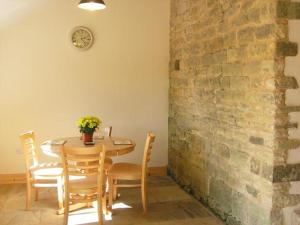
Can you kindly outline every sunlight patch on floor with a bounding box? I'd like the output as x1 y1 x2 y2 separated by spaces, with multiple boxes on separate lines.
66 202 132 224
68 208 98 225
112 202 132 209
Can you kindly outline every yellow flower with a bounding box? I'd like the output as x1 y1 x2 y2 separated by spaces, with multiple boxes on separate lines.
77 115 102 133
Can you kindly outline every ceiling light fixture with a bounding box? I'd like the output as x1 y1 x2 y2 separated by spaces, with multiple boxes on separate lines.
78 0 106 11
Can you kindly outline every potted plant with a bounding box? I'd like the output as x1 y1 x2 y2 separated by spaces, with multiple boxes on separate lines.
77 116 101 142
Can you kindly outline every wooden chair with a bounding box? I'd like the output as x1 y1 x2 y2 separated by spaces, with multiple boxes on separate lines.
108 132 155 214
95 126 112 139
102 126 113 168
101 126 113 181
83 126 113 172
19 131 63 211
103 126 112 138
61 145 107 225
95 126 113 171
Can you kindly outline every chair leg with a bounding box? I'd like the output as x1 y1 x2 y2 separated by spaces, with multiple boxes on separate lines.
141 181 148 214
108 177 114 214
26 182 32 210
87 195 93 207
105 175 109 193
64 188 69 225
97 195 103 225
35 188 39 201
113 180 117 200
102 195 107 215
57 176 64 211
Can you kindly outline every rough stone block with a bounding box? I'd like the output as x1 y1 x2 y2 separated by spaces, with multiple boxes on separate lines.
229 76 249 89
216 143 231 159
220 76 230 89
213 50 228 64
250 158 260 175
222 64 243 76
247 201 270 225
171 78 189 88
233 13 248 26
255 24 275 39
206 0 218 8
223 32 237 48
247 7 260 23
275 122 298 129
209 178 232 217
273 164 300 182
277 1 289 18
246 185 259 198
288 2 300 19
276 76 299 89
249 136 264 145
201 53 214 65
276 42 298 57
226 216 242 225
231 191 247 224
278 139 300 150
188 133 204 154
243 62 261 76
175 59 180 71
279 106 300 113
238 27 255 44
277 2 300 19
231 150 249 170
262 163 273 182
248 43 272 59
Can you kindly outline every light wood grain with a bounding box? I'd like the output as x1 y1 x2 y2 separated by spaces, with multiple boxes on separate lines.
61 145 106 225
19 131 63 211
103 126 112 137
108 132 155 214
41 136 135 158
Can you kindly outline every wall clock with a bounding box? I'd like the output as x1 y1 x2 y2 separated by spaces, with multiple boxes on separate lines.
71 26 94 50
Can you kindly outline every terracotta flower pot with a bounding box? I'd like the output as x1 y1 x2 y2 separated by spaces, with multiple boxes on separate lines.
83 132 93 142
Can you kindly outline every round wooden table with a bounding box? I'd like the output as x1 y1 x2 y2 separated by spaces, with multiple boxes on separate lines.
41 136 136 158
41 136 135 215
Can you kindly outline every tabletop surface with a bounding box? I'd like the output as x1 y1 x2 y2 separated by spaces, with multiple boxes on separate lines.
41 136 136 157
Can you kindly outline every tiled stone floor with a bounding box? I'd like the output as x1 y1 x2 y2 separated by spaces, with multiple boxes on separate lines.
0 176 224 225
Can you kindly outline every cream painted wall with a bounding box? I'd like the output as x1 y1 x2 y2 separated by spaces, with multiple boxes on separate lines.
0 0 170 173
286 18 300 165
286 0 300 188
284 1 300 224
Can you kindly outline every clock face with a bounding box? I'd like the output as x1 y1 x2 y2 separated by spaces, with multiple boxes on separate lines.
71 27 93 50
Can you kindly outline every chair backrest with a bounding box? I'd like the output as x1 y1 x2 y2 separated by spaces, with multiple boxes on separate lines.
142 132 155 180
20 131 39 173
103 126 112 137
61 145 106 193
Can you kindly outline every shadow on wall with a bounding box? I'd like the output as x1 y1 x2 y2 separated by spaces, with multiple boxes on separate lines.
0 0 48 29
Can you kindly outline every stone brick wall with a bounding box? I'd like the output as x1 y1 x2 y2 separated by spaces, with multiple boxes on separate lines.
169 1 300 225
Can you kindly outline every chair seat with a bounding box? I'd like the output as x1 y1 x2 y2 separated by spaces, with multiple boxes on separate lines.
31 162 62 178
104 157 113 171
109 163 142 180
69 176 106 195
83 157 112 171
105 157 113 165
70 176 97 190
